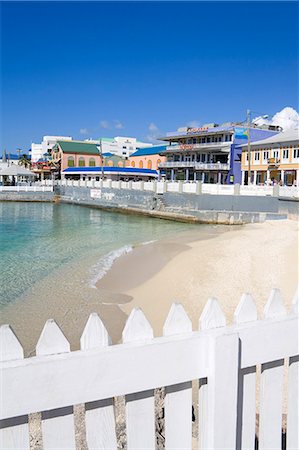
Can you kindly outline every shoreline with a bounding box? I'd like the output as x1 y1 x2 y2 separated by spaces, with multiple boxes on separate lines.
1 218 297 356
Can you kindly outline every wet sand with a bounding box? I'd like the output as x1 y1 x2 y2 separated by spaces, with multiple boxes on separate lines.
1 220 297 357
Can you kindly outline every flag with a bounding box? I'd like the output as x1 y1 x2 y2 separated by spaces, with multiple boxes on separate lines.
234 127 248 139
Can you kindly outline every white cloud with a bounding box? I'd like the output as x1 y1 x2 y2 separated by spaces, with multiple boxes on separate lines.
186 120 200 128
100 120 110 129
146 122 161 142
114 120 124 129
253 107 299 131
79 128 89 135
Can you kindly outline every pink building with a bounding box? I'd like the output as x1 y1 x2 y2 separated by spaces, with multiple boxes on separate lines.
128 145 167 171
52 141 103 173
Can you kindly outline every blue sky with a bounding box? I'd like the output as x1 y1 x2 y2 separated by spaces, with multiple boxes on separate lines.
1 1 298 152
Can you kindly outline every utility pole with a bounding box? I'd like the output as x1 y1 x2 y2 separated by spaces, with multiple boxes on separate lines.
247 109 251 185
100 139 104 180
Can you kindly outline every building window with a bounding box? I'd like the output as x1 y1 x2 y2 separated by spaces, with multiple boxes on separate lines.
139 161 143 168
283 149 289 160
273 149 279 159
263 151 269 161
67 156 75 167
118 161 124 167
254 152 260 161
157 159 161 166
89 158 96 167
108 160 114 167
192 138 196 144
147 160 152 169
79 157 85 167
293 148 299 159
131 161 135 167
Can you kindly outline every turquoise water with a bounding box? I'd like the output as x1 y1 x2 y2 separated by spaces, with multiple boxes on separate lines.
0 202 198 307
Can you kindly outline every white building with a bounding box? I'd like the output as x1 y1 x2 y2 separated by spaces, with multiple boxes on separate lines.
85 136 152 158
31 136 72 162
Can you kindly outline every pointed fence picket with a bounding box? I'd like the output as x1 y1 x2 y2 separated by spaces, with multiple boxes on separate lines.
234 293 258 450
163 303 193 450
0 288 298 450
36 320 76 450
0 325 29 450
287 290 299 450
80 313 117 450
259 290 287 450
123 309 155 450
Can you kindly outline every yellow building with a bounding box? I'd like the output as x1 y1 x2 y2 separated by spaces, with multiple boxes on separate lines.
241 129 299 186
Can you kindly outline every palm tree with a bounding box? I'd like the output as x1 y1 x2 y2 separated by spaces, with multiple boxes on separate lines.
18 154 31 169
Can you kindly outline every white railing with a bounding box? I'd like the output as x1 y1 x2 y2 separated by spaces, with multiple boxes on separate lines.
26 180 298 198
166 142 230 151
202 183 235 195
0 289 298 449
158 161 230 170
0 186 53 192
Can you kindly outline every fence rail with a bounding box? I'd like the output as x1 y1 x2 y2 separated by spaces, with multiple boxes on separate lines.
0 289 298 449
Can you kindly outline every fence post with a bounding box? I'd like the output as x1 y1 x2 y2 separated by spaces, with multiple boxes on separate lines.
273 184 279 197
234 183 240 195
196 181 202 195
128 180 133 190
199 299 239 450
178 181 183 194
139 181 144 191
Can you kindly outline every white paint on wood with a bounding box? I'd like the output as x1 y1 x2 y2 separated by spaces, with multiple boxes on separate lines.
163 303 192 336
199 298 226 330
0 325 29 449
122 308 153 343
124 308 155 449
85 399 117 450
287 356 299 450
234 295 257 450
163 303 192 449
234 293 257 324
0 324 24 362
1 317 297 421
259 359 284 450
81 314 117 449
263 288 286 319
36 319 70 356
41 409 76 450
203 333 239 450
80 313 111 350
0 420 30 450
165 382 192 450
36 321 75 449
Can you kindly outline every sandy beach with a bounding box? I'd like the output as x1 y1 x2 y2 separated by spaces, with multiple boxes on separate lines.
1 219 298 356
102 219 298 336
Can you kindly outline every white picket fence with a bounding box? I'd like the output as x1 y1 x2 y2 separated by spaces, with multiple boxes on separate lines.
56 179 299 199
0 289 298 450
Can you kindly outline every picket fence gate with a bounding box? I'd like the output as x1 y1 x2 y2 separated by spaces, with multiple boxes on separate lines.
0 289 298 450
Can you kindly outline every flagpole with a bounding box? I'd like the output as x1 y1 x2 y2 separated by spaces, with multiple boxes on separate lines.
247 109 251 185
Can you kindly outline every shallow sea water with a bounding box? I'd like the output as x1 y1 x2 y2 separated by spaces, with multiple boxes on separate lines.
0 202 202 307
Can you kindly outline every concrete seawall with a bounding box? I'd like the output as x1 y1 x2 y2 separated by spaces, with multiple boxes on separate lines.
1 186 297 224
57 186 291 224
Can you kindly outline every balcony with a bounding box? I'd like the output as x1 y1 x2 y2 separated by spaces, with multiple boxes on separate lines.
165 142 230 152
267 157 280 166
158 161 230 171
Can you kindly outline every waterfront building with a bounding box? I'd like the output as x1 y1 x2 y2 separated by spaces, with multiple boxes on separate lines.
128 145 167 171
102 153 127 167
51 140 103 174
85 136 153 158
240 129 299 185
158 124 278 183
31 136 73 162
